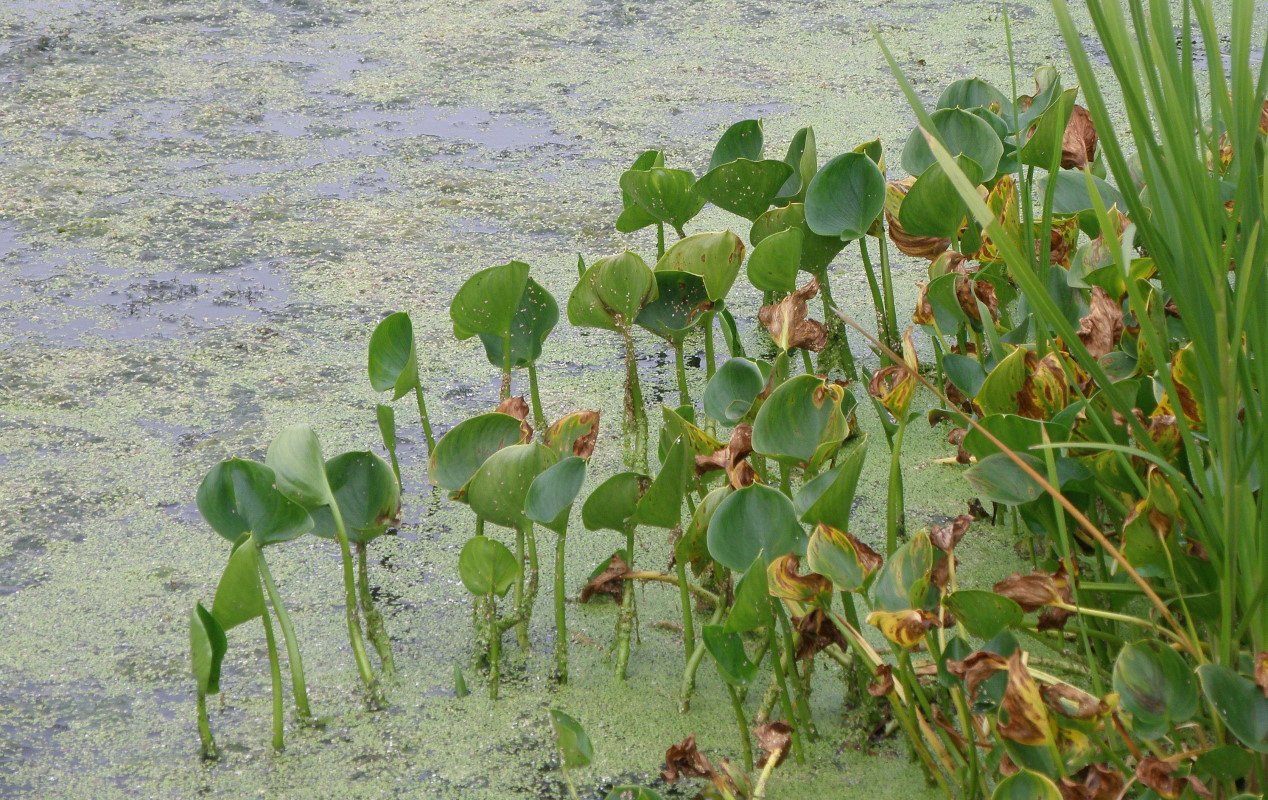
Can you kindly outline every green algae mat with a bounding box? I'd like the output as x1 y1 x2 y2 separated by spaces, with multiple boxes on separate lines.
0 0 1105 796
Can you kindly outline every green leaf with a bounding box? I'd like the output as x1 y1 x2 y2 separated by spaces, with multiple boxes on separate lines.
478 277 558 368
902 107 1004 178
703 357 769 425
660 404 722 461
795 436 867 531
724 556 770 634
525 456 587 534
702 624 760 686
1197 665 1268 753
567 251 659 332
190 602 227 695
872 531 934 612
937 78 1008 112
805 523 875 593
804 152 886 241
636 437 691 529
368 312 420 400
549 709 594 769
450 261 530 340
750 203 847 276
745 227 803 294
1018 88 1077 169
1038 171 1124 214
197 458 313 546
541 411 601 460
942 353 987 400
961 414 1071 461
376 404 397 452
899 156 984 238
777 126 817 202
710 119 764 170
310 451 400 544
211 535 266 631
616 149 665 233
707 483 806 571
604 788 664 800
751 374 853 469
466 443 558 529
696 159 795 221
265 424 333 509
654 230 745 301
582 472 647 532
678 485 731 567
965 452 1089 506
945 591 1024 640
635 272 712 344
458 535 519 597
1194 745 1256 782
1113 640 1199 740
429 412 526 492
619 168 705 232
990 769 1062 800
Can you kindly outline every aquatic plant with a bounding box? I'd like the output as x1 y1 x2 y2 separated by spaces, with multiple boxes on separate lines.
369 311 436 452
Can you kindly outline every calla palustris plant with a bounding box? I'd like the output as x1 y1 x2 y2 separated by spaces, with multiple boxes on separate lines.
635 271 714 405
694 119 795 222
196 458 315 725
265 424 384 707
654 229 745 378
457 534 519 699
865 329 919 555
369 311 436 452
308 450 402 676
525 454 588 682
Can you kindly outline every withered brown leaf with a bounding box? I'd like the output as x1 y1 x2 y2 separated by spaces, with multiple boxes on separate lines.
1061 105 1098 169
1076 286 1124 360
930 515 973 553
662 734 716 783
1135 757 1212 800
868 663 895 697
997 650 1052 746
792 607 848 661
753 721 792 768
579 552 630 604
946 650 1009 701
1058 763 1125 800
758 278 827 352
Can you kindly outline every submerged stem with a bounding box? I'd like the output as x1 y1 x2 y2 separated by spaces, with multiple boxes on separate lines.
257 553 312 722
554 530 568 683
196 691 217 761
357 542 396 676
886 416 909 556
329 502 383 708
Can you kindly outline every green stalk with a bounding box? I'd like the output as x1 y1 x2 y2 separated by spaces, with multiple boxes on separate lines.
674 342 690 407
261 609 284 750
800 348 814 374
329 501 382 708
413 384 436 452
876 232 899 351
561 768 581 800
816 276 856 378
656 222 666 260
527 361 547 431
675 558 695 664
704 312 717 379
196 691 217 760
621 328 648 472
554 530 568 682
726 683 754 772
858 237 892 359
257 553 313 722
767 607 805 763
524 524 539 642
501 332 513 401
514 526 529 650
356 542 396 676
487 594 500 700
774 600 813 738
615 522 637 679
679 601 726 712
886 415 909 556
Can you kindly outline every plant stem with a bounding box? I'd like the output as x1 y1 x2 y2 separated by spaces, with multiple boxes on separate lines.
257 553 312 722
816 276 855 378
767 603 805 763
876 231 899 352
356 542 395 676
501 332 513 401
675 559 695 664
528 361 547 431
561 768 581 800
726 682 754 771
674 342 690 407
554 530 568 683
886 415 909 556
858 237 892 360
413 384 436 452
487 594 500 700
261 609 284 750
196 691 217 760
774 600 813 738
753 747 782 798
514 526 529 650
704 312 717 379
615 523 637 679
620 328 648 471
679 601 726 712
800 348 814 374
657 222 666 260
329 502 383 708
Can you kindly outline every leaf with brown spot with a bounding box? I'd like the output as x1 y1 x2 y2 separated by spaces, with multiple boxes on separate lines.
931 515 973 553
661 734 716 783
946 650 1009 701
998 650 1053 746
1135 757 1212 800
495 396 529 420
695 423 755 489
867 330 920 419
885 178 951 259
1075 287 1124 360
753 721 792 768
758 278 827 352
974 175 1023 264
1255 651 1268 699
1058 763 1125 800
542 410 601 458
993 571 1065 612
1041 683 1109 720
1060 105 1098 169
766 554 832 602
866 608 940 649
579 552 629 604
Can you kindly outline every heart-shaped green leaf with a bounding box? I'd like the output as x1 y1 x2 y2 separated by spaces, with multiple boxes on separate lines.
197 458 313 547
310 451 400 544
750 203 847 276
265 424 333 509
902 107 1004 178
745 227 803 294
619 168 705 233
368 312 420 401
458 535 520 597
582 472 648 532
805 523 878 593
567 251 659 332
478 277 558 368
776 126 818 202
1018 87 1077 168
804 152 886 241
752 374 854 469
616 149 666 232
635 272 713 344
211 535 266 631
724 556 771 634
707 483 806 571
429 412 526 492
525 456 587 534
190 602 227 696
451 261 530 340
703 357 770 425
465 443 558 529
1038 170 1125 214
710 119 764 169
990 769 1061 800
872 531 934 612
702 624 760 686
794 436 867 531
549 709 594 769
636 437 692 529
945 591 1024 640
1113 640 1199 739
937 78 1008 113
696 158 794 221
899 156 984 238
1197 664 1267 753
654 230 744 301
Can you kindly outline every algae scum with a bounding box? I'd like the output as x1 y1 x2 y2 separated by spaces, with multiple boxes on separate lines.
0 0 1073 796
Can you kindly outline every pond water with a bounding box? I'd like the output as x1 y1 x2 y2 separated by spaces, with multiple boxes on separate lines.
0 0 1143 796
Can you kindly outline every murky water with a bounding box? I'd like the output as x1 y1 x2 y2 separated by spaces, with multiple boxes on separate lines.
0 0 1217 797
